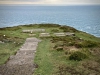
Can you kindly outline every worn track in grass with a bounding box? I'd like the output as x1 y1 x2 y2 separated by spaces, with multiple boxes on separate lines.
0 38 41 75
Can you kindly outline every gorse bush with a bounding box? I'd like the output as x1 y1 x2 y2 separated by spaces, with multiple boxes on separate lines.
56 47 63 51
75 40 99 48
69 51 87 61
39 24 60 28
0 26 21 31
51 29 59 32
60 25 78 32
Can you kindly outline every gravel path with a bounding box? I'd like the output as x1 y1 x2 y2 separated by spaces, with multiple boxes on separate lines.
0 38 41 75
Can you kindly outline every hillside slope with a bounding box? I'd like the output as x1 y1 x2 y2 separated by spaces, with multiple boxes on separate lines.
0 24 100 75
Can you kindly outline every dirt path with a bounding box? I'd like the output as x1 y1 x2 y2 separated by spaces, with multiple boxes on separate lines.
0 38 41 75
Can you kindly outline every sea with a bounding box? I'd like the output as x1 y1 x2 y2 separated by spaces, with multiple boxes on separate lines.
0 5 100 37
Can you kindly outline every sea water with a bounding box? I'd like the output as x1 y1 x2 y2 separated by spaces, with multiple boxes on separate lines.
0 5 100 37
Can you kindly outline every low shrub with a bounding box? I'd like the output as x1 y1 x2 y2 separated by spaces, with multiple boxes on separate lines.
0 26 21 31
68 41 75 46
75 40 99 48
51 29 59 32
65 51 71 55
56 47 63 51
75 42 83 48
57 65 82 75
60 25 78 32
69 51 87 61
39 24 60 28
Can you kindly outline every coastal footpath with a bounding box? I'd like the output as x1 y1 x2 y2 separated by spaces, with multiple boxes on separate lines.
0 38 41 75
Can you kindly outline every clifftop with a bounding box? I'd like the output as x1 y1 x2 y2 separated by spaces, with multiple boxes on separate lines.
0 24 100 75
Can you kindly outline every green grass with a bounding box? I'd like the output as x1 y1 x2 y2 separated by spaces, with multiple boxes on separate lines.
0 42 23 65
0 27 25 65
75 32 100 43
34 38 78 75
34 39 53 75
34 38 83 75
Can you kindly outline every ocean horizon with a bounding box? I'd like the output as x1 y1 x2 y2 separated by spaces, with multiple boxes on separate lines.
0 5 100 37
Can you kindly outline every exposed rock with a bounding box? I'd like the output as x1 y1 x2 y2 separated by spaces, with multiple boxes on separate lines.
29 34 36 36
54 33 66 36
22 29 45 33
39 33 50 37
66 32 75 36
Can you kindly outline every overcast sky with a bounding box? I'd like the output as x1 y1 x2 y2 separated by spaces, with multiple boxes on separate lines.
0 0 100 5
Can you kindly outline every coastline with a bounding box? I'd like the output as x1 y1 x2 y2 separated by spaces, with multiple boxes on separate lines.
0 23 100 38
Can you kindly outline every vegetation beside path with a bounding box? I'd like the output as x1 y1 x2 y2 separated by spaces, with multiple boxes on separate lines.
34 39 53 75
0 24 100 75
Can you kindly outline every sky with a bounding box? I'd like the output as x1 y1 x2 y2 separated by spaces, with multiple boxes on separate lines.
0 0 100 5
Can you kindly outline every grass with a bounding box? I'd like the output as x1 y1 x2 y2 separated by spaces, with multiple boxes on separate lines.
0 39 24 65
34 38 79 75
75 32 100 43
0 27 25 65
34 39 53 75
0 24 100 75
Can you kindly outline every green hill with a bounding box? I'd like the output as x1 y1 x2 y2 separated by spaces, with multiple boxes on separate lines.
0 24 100 75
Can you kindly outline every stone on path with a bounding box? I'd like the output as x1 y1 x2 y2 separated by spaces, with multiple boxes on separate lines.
54 32 75 36
54 33 66 36
29 34 36 37
0 37 41 75
39 33 50 37
66 32 75 36
22 29 45 33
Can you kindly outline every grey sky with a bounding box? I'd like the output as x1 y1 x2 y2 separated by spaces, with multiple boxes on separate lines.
0 0 100 5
